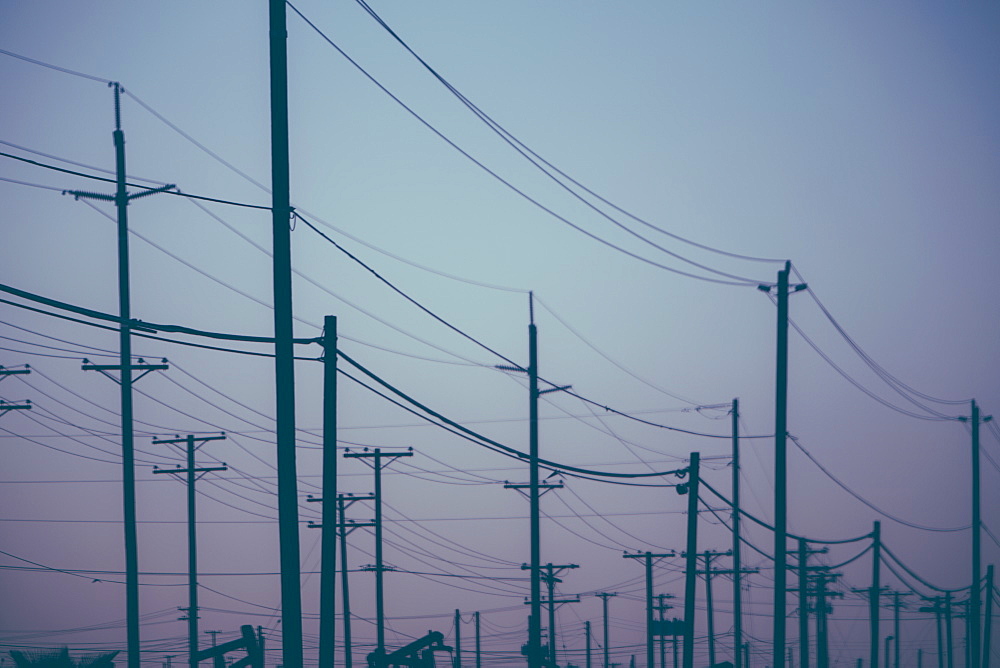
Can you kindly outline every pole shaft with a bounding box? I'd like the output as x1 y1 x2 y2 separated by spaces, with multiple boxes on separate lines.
705 555 716 668
476 611 482 668
682 453 700 668
548 566 557 667
893 593 900 668
269 1 302 665
983 566 993 668
945 593 954 668
375 450 386 655
602 595 611 668
188 436 199 668
455 609 462 668
113 82 141 668
339 496 353 668
872 523 881 668
732 398 743 668
774 261 791 668
320 317 338 668
972 400 982 668
646 555 655 668
800 540 809 668
586 620 592 668
529 309 542 668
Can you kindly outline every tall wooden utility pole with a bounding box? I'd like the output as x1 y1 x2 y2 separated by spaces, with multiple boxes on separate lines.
319 316 338 668
152 434 227 668
538 563 580 667
268 0 301 665
965 400 992 668
70 84 173 668
682 453 701 668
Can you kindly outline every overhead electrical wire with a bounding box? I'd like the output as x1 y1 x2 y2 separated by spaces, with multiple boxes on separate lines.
285 3 762 288
349 0 783 269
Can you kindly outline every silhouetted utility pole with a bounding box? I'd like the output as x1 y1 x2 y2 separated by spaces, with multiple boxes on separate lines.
919 597 946 668
871 522 883 668
318 316 338 668
691 550 731 668
961 401 992 668
534 563 580 667
944 592 955 668
681 453 701 668
760 261 806 668
455 610 463 668
497 293 571 668
625 552 675 668
796 541 829 668
268 0 301 664
731 399 744 668
810 570 843 668
983 565 993 668
475 611 482 668
596 592 617 668
344 448 412 657
586 620 592 668
654 595 675 668
67 82 174 668
152 434 227 668
887 591 912 668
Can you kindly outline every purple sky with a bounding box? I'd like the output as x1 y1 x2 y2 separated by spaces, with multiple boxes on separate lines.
0 2 998 666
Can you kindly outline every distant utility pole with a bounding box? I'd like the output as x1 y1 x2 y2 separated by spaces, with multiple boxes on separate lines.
531 563 579 667
731 399 744 668
152 434 227 668
67 81 174 668
759 261 807 668
960 400 992 668
586 620 592 668
455 609 462 668
681 453 701 668
475 611 482 668
309 492 375 668
319 316 338 668
795 540 829 668
496 292 571 668
692 550 732 668
654 595 676 668
596 592 618 668
809 570 843 668
624 552 675 668
0 365 31 413
919 597 946 668
983 565 993 668
886 591 912 668
344 448 412 657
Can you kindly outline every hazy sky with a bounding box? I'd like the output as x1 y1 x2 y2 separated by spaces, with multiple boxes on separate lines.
0 2 998 667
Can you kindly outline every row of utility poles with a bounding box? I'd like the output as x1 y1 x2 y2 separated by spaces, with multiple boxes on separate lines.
67 2 994 666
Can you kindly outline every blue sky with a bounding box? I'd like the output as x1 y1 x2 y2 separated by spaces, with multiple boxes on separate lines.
0 2 998 666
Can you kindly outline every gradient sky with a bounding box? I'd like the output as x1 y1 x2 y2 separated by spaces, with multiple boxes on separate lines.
0 2 998 667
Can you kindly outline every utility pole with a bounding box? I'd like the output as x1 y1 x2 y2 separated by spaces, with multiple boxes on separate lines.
731 399 744 668
796 542 829 668
887 591 912 668
760 262 806 668
205 631 220 647
690 550 731 668
625 552 675 668
983 565 993 668
681 453 701 668
308 492 375 668
531 563 580 667
872 523 882 668
809 570 843 668
268 0 301 664
455 609 463 668
919 597 945 668
961 401 991 668
944 593 954 668
475 612 482 668
654 595 675 668
497 293 571 668
586 620 592 668
152 434 227 668
596 593 617 668
319 316 338 668
67 83 174 668
344 448 412 658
